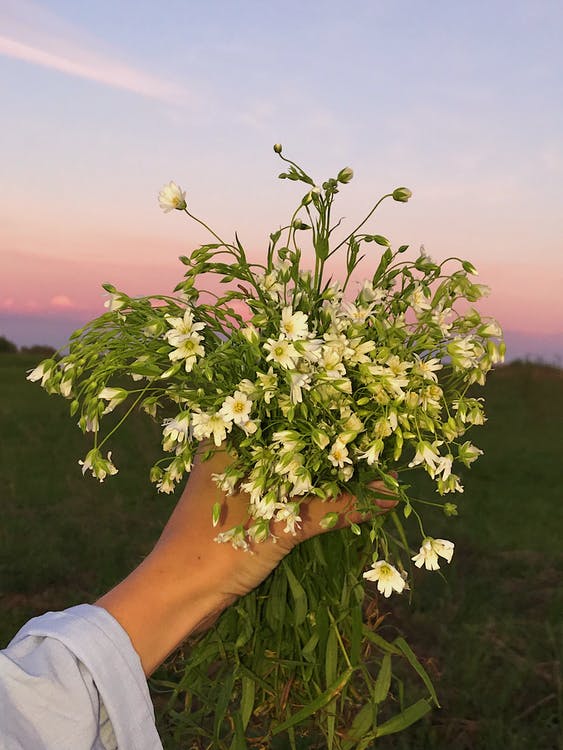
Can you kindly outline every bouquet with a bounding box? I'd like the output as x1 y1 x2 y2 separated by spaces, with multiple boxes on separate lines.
29 145 504 748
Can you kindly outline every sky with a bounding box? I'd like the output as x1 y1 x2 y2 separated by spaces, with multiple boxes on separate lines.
1 0 562 362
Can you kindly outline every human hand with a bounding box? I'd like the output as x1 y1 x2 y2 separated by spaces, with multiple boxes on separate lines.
97 449 397 675
156 449 397 605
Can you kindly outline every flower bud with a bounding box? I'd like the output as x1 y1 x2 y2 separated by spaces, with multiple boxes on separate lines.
337 166 354 184
212 501 222 527
392 187 412 203
462 260 478 275
372 235 390 247
292 218 310 230
319 512 339 530
478 322 502 338
273 143 283 153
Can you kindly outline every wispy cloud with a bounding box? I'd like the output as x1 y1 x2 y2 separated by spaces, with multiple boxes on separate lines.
0 0 186 103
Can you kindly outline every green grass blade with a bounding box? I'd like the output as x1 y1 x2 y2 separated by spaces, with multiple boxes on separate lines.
394 636 440 707
372 653 392 703
283 559 308 626
375 698 432 737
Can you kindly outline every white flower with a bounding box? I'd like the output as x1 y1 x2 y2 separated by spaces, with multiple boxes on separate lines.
290 469 313 496
363 561 406 598
104 293 128 311
220 390 252 425
257 367 278 403
341 301 375 324
358 439 384 466
434 453 454 480
264 337 300 369
59 375 73 398
165 309 205 347
408 440 444 474
347 337 376 365
447 337 482 369
479 321 503 338
214 525 249 551
272 430 303 451
281 307 309 340
162 412 190 448
274 502 302 535
412 356 443 382
458 441 483 466
168 332 205 372
289 371 311 404
409 283 432 314
239 419 258 436
157 474 176 494
328 439 352 469
27 360 55 386
412 538 455 570
257 270 284 298
79 449 118 482
98 387 128 414
358 281 386 305
158 181 187 212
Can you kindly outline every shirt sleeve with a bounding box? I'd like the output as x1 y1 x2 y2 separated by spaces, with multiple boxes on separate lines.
0 604 163 750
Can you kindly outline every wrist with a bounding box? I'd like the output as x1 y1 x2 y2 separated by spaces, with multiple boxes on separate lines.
96 542 233 676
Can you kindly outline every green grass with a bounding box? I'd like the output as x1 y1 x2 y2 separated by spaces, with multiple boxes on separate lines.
1 356 561 749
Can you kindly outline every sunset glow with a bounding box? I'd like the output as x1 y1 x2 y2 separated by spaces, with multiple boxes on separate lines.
1 0 562 361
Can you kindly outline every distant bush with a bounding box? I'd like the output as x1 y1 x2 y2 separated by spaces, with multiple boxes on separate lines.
0 336 18 354
19 345 57 358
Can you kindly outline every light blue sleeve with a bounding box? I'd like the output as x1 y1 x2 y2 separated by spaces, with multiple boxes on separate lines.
0 604 163 750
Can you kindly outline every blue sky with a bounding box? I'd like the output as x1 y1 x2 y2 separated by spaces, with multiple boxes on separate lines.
1 0 562 359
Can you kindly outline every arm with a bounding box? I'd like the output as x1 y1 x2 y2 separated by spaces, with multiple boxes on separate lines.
96 450 396 676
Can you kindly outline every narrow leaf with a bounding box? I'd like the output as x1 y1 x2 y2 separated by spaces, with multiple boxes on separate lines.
372 653 392 703
394 636 440 707
375 698 432 737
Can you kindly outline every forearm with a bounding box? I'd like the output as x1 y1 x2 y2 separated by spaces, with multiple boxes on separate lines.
96 542 233 676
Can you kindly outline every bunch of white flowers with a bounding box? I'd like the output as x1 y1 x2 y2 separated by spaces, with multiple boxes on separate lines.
29 146 504 747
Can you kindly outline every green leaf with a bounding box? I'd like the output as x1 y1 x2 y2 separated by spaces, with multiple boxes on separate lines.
283 560 308 626
343 703 376 748
372 653 392 703
394 637 440 707
213 670 235 741
362 627 402 655
375 699 432 737
302 633 319 662
240 675 255 730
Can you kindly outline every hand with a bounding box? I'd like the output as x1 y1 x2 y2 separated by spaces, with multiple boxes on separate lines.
97 450 397 675
158 450 397 602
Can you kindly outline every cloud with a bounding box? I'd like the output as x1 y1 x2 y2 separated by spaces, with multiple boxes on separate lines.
0 0 186 103
50 294 74 309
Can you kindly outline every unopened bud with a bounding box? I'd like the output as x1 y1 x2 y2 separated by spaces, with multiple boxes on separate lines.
392 186 412 203
273 143 283 153
337 166 354 184
319 512 339 530
462 260 478 275
372 235 390 247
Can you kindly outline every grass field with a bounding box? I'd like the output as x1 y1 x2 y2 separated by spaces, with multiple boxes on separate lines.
1 355 561 749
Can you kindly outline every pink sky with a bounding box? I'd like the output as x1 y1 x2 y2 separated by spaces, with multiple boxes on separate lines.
1 1 562 361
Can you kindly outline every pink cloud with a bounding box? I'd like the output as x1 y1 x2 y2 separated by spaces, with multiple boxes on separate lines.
50 294 74 309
